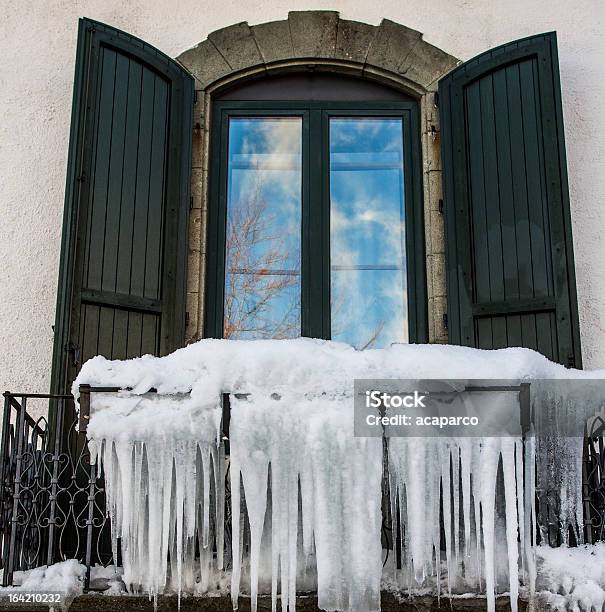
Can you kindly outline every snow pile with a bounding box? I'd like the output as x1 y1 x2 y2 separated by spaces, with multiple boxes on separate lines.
88 564 125 594
1 559 86 608
74 338 605 611
74 338 578 397
536 543 605 610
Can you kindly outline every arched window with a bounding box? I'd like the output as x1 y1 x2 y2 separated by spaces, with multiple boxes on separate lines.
52 17 582 397
204 72 427 349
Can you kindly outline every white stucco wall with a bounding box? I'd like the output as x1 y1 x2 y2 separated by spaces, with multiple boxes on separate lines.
1 0 604 392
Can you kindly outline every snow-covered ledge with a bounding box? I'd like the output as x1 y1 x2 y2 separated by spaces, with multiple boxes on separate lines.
74 339 605 612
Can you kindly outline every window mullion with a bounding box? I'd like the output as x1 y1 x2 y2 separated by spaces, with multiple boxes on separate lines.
302 108 327 339
320 109 331 339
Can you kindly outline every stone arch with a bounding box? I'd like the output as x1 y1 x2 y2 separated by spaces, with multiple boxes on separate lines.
177 11 459 344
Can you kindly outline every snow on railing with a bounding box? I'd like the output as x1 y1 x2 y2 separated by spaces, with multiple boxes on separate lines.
73 338 605 612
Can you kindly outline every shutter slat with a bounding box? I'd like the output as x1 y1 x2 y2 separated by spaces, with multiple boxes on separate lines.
115 59 143 295
439 32 581 367
102 52 130 294
112 310 129 359
506 63 534 301
145 79 169 301
130 67 156 299
492 68 518 301
87 48 117 292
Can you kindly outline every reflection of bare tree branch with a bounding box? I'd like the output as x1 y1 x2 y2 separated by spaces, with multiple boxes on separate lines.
330 280 386 350
218 165 392 348
360 319 386 350
224 172 300 339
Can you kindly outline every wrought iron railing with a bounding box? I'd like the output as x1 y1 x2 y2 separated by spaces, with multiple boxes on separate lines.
0 391 111 589
583 414 605 542
1 385 604 591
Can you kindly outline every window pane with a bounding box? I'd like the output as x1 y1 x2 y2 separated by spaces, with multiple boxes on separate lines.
224 117 302 339
329 117 408 349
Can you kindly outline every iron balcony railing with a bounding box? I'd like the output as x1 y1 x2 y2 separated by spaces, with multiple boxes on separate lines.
0 391 111 589
0 385 604 590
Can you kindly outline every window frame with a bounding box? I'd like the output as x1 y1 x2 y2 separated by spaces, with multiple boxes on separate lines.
205 99 427 344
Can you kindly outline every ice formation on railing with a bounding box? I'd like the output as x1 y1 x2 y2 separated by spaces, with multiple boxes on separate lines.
74 338 605 612
229 393 383 612
531 380 605 545
387 437 535 612
86 393 226 603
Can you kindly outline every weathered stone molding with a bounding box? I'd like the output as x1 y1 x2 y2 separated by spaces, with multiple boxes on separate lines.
177 11 459 344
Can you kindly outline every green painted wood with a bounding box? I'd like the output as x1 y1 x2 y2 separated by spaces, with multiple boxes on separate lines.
50 18 194 395
439 32 581 368
80 289 162 314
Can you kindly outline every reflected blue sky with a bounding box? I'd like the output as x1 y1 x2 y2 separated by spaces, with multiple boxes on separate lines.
224 117 302 339
330 118 408 349
223 115 408 347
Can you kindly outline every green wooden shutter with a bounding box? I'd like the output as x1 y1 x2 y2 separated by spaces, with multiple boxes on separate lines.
439 32 581 368
51 18 194 394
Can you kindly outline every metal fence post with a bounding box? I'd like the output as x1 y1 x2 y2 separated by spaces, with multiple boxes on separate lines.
0 393 12 509
46 397 65 566
0 392 12 585
79 385 94 591
582 433 594 545
519 383 531 437
78 385 91 434
84 457 96 591
5 397 26 586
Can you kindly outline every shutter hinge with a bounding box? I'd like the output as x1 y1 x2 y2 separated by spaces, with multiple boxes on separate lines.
434 92 439 108
185 311 190 327
443 313 448 330
193 90 198 105
190 196 194 210
76 172 86 183
438 199 444 214
65 342 81 368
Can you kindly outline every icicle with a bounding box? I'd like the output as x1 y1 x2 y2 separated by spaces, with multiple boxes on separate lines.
501 438 519 612
452 445 461 573
524 435 537 600
460 438 472 565
230 460 242 610
441 444 453 593
388 429 529 610
228 394 382 612
89 394 225 607
478 438 499 612
240 447 269 612
214 444 226 570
